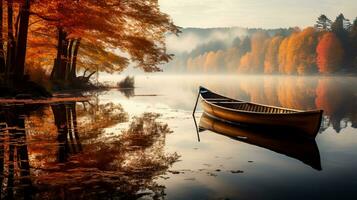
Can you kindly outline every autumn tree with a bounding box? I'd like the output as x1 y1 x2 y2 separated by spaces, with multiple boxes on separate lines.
239 32 269 73
264 36 283 74
278 36 289 73
203 50 225 72
29 0 179 87
295 28 319 75
316 32 344 74
277 28 318 75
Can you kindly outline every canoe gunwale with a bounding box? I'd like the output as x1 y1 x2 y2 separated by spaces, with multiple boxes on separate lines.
199 86 322 115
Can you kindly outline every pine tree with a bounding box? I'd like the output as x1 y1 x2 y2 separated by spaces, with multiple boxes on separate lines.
331 14 350 38
331 14 351 67
350 18 357 69
315 14 332 31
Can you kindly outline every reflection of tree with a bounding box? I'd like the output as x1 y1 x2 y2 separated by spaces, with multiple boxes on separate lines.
237 77 357 133
26 105 59 170
52 103 82 162
33 112 178 199
277 77 317 110
4 101 178 198
118 87 135 98
315 78 356 132
77 102 129 140
27 101 129 170
239 77 317 110
352 110 357 129
0 106 32 199
117 76 135 98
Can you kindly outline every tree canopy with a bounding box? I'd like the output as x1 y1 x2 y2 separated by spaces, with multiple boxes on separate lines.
0 0 179 88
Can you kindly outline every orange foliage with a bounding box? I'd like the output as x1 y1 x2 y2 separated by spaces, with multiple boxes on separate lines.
316 32 344 74
186 48 241 73
25 0 179 76
182 25 352 75
278 37 289 73
264 36 283 74
185 28 322 75
239 32 269 73
203 50 224 72
239 53 252 73
278 28 318 75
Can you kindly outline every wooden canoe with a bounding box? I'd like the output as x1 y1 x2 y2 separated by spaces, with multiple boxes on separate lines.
198 113 322 170
198 86 323 138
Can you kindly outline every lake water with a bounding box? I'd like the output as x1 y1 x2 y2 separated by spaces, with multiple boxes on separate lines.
1 75 357 199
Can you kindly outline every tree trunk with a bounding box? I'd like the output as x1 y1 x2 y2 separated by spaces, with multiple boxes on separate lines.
14 0 31 81
0 0 6 74
6 0 15 81
51 27 66 81
51 30 83 85
0 121 5 193
71 103 82 151
70 38 81 80
59 39 69 81
52 104 70 162
66 39 74 81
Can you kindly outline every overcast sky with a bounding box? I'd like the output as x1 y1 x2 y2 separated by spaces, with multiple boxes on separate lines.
159 0 357 29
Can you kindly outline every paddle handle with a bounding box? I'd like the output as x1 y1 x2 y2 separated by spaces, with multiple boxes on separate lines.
192 115 201 142
192 88 201 142
192 89 200 116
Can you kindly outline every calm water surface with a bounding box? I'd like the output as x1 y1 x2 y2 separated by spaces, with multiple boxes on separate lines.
1 75 357 199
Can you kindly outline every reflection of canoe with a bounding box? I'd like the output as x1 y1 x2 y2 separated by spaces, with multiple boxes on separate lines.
198 86 323 138
199 113 322 170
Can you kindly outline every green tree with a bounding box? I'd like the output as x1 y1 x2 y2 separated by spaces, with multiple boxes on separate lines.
331 14 350 42
332 14 351 30
350 18 357 69
239 36 251 55
331 14 352 67
315 14 332 31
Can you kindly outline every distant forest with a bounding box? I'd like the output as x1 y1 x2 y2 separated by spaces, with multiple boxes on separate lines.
167 14 357 75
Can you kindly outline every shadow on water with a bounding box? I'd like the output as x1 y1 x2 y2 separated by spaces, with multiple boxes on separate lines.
197 113 322 171
0 101 179 199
